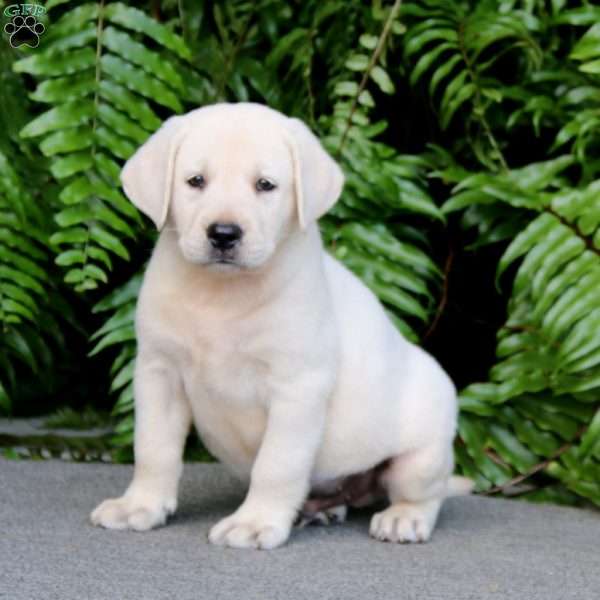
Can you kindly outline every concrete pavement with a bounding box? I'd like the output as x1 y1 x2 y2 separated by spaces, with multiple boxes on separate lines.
1 459 598 599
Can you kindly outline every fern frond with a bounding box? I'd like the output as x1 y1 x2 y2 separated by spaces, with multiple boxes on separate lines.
402 0 542 168
14 2 192 292
455 177 600 504
89 271 140 456
0 149 67 412
316 2 443 339
571 23 600 75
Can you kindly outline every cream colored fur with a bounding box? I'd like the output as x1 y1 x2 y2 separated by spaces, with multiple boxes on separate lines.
91 103 464 549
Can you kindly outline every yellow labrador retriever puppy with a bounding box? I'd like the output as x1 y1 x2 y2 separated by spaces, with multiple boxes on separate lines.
91 103 468 549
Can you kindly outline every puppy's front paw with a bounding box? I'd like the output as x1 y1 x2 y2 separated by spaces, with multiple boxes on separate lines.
208 510 292 550
369 501 438 543
91 495 176 531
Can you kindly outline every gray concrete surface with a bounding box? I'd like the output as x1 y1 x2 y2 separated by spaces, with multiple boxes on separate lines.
1 459 598 600
0 418 111 439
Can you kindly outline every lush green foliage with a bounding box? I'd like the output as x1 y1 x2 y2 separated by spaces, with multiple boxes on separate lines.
1 0 599 507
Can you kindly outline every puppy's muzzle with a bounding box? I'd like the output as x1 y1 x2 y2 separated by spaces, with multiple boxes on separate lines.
207 222 243 251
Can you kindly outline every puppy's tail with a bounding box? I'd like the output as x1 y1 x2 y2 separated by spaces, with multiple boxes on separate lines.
446 475 475 497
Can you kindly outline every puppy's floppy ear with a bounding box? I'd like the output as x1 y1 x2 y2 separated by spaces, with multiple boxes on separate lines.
120 115 186 230
285 118 344 231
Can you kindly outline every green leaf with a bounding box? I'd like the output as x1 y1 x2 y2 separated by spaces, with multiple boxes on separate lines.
94 125 136 160
346 54 370 71
579 409 600 457
45 3 99 37
96 103 149 145
101 27 184 92
30 72 96 104
429 54 462 98
458 416 513 484
405 28 458 57
579 60 600 74
89 325 136 356
88 246 113 270
42 26 97 54
341 223 442 278
267 28 308 68
0 381 10 413
334 81 359 97
0 265 45 296
98 80 161 131
49 227 89 246
20 101 94 138
101 54 183 113
441 83 476 129
64 268 86 284
84 264 109 284
359 34 378 50
89 225 130 260
92 272 142 312
110 359 135 391
90 304 134 340
55 249 86 267
50 152 94 179
335 246 432 298
497 214 558 283
14 48 96 77
104 3 191 60
570 24 600 61
410 42 455 86
5 329 39 373
488 424 538 472
40 127 93 156
55 205 93 228
370 66 395 94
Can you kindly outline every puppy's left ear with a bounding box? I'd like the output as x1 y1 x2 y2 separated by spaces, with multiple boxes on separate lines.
285 118 344 231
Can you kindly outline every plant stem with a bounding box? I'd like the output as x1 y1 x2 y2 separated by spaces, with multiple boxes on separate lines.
215 8 256 102
337 0 402 155
423 240 454 341
304 28 317 129
457 20 509 173
91 0 105 155
546 207 600 257
80 0 107 289
480 424 588 496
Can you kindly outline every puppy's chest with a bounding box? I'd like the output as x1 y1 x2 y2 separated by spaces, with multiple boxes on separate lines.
178 319 271 407
177 320 271 472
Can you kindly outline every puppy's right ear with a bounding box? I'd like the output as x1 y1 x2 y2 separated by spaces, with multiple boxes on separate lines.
120 116 185 230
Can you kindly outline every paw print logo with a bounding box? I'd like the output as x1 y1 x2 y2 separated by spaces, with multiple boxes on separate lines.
4 15 45 48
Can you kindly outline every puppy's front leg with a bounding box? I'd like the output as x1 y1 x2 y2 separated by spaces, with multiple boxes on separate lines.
209 377 328 550
91 354 191 531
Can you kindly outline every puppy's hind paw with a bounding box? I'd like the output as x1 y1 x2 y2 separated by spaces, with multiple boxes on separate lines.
297 505 347 528
369 500 440 544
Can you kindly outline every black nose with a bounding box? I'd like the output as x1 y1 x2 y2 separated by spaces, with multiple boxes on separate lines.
207 223 243 250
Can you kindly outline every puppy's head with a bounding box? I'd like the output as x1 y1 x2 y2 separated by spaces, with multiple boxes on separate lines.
121 103 344 271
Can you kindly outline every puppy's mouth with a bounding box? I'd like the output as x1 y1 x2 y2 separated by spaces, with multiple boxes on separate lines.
204 249 247 271
179 241 241 268
210 249 238 265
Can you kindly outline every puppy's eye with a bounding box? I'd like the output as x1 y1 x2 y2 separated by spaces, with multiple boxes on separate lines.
256 178 276 192
187 175 206 188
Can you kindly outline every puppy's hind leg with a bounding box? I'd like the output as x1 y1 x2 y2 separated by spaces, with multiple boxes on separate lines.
369 440 454 543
